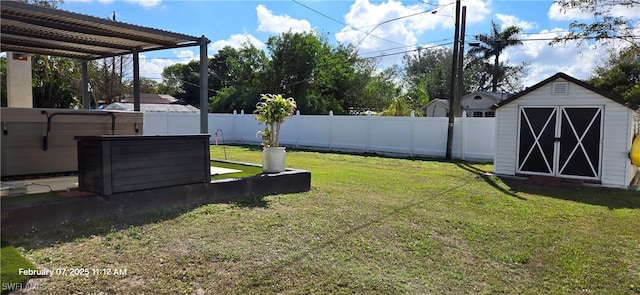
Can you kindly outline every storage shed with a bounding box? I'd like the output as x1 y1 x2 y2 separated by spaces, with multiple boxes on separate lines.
493 72 639 189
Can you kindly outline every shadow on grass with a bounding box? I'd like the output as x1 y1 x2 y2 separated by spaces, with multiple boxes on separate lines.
500 177 640 210
454 162 527 201
5 193 270 251
454 161 639 209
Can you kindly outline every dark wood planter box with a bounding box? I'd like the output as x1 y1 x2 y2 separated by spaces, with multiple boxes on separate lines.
75 135 210 195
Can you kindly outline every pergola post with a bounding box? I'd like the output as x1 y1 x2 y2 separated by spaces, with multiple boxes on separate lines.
81 60 90 109
6 52 33 108
133 51 141 112
199 36 209 134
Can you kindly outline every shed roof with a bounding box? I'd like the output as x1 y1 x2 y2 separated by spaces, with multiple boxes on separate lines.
494 72 638 111
426 98 450 108
0 0 205 60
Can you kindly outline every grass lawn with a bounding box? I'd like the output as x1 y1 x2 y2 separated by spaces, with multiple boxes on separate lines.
1 241 38 294
6 145 640 294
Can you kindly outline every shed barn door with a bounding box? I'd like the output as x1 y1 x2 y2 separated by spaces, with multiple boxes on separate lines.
557 107 602 179
517 106 602 180
517 107 557 175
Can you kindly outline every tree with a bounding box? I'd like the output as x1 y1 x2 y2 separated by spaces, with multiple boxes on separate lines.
464 58 528 93
550 0 639 48
468 21 523 92
160 60 211 108
88 57 129 105
267 31 324 114
31 55 82 108
164 31 400 115
208 44 269 112
359 65 400 113
403 47 453 100
587 46 640 103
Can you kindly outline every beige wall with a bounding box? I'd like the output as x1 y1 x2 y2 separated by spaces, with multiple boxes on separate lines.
1 108 143 177
6 53 33 108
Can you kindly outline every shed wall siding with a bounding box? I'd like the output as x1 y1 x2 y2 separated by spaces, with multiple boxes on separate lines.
494 78 634 188
425 103 448 117
494 104 518 175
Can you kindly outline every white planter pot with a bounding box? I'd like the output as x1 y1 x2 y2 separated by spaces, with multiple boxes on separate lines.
262 147 286 173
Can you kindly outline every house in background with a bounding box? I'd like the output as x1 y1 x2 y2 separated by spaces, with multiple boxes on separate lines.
121 93 179 104
461 91 512 117
104 93 199 113
424 91 512 117
424 98 449 117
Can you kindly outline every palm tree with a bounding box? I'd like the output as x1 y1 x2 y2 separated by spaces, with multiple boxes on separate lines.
469 21 523 92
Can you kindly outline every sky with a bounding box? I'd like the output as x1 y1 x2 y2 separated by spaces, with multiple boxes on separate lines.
60 0 640 88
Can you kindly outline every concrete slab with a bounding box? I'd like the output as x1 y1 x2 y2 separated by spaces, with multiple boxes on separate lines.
210 166 241 175
1 165 241 196
1 176 78 195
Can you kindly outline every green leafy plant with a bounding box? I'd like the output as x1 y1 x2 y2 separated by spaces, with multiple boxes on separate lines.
254 94 297 148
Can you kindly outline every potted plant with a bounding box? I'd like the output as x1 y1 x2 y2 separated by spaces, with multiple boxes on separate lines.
254 93 297 173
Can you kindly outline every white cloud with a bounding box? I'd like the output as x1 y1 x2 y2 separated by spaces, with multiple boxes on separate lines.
547 2 638 21
138 50 198 81
256 4 311 34
126 0 161 8
495 14 536 31
210 34 266 53
502 28 610 87
335 0 491 66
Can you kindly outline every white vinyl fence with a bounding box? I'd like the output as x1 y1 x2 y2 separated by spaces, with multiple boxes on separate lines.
143 111 496 161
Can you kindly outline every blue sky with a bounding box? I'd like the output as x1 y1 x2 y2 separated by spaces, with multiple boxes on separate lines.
61 0 639 87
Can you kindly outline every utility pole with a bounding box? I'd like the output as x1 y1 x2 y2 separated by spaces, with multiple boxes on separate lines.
457 6 467 116
446 0 461 160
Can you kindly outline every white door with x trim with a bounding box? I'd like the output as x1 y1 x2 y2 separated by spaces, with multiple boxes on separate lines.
516 106 603 180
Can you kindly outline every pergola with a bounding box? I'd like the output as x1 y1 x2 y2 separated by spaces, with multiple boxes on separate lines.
0 0 210 133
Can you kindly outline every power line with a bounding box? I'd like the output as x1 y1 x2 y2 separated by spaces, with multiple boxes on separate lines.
355 5 451 47
292 0 455 48
292 0 408 47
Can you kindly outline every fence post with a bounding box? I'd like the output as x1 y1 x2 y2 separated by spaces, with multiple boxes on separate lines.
166 108 170 134
295 110 300 148
328 110 334 150
366 110 371 153
240 109 245 143
410 111 415 157
461 115 467 160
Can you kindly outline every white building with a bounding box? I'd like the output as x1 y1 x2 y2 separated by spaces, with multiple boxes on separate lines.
461 91 512 117
425 91 512 117
424 98 449 117
493 72 639 189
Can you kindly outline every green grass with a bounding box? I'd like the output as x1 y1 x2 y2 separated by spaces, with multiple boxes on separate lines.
1 241 38 294
210 160 263 181
1 191 59 207
5 145 640 294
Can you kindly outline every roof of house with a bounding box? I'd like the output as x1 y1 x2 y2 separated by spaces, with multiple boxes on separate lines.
0 0 206 60
104 102 199 113
494 72 638 111
462 91 513 102
121 94 178 104
425 98 450 109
